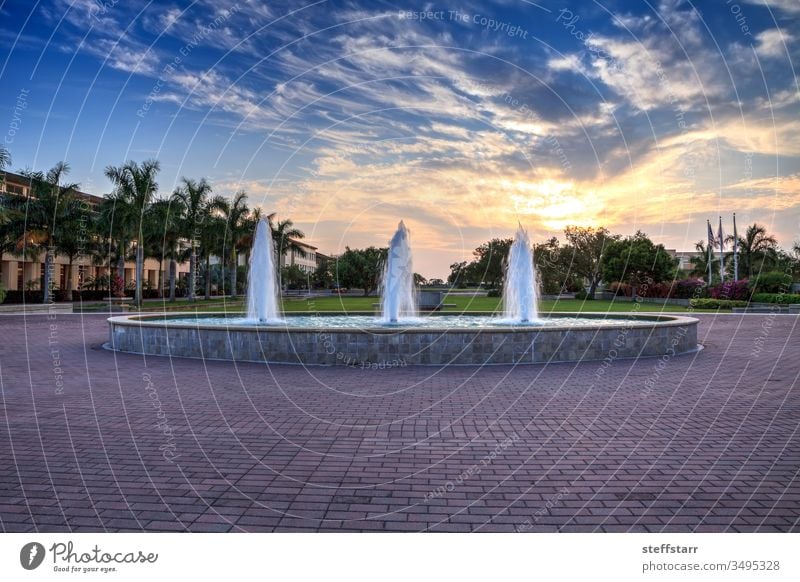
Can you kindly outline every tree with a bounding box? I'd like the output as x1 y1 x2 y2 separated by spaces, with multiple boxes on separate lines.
0 148 20 283
8 163 80 303
269 214 305 271
0 146 9 199
562 226 617 299
533 237 570 294
200 199 226 299
312 255 333 289
142 198 186 299
688 240 724 282
105 159 160 306
172 177 212 301
727 223 778 279
602 231 677 294
55 201 92 300
335 246 386 296
215 190 249 298
470 238 513 290
447 261 471 288
281 264 306 289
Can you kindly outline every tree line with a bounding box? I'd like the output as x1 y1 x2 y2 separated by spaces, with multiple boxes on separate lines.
449 225 799 298
0 148 309 304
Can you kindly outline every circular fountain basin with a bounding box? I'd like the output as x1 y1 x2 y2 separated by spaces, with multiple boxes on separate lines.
107 312 699 366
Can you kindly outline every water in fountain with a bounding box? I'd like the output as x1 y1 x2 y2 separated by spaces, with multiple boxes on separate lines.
380 220 418 323
246 218 281 323
502 225 539 323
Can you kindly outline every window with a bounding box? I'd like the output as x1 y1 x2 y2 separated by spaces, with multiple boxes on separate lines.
4 183 25 196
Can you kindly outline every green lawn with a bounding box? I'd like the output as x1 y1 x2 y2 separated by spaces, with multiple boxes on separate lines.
129 294 706 314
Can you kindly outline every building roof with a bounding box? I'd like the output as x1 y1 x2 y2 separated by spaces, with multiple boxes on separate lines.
2 170 104 205
286 237 317 251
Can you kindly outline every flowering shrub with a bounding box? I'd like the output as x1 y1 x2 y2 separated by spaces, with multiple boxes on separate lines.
710 279 750 301
110 275 126 298
636 282 674 298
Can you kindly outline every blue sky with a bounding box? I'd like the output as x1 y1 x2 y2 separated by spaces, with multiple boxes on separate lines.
1 0 798 277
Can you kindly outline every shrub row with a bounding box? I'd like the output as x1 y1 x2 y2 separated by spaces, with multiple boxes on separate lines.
609 279 708 299
750 293 800 305
689 298 749 309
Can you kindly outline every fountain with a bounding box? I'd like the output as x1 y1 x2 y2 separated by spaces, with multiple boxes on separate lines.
503 225 539 323
245 218 281 323
108 221 700 366
380 221 418 323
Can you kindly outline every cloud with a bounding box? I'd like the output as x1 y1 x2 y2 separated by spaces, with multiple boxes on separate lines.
742 0 800 15
754 28 793 59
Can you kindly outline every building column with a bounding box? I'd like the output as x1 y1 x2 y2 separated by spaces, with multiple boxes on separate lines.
1 259 18 291
23 262 40 289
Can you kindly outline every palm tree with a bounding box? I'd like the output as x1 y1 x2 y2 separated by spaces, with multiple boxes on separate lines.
268 213 305 271
172 178 212 301
143 199 178 298
689 240 722 281
97 191 132 285
8 162 79 303
55 202 91 301
727 223 778 279
0 148 15 281
200 200 226 300
239 207 262 268
104 159 160 306
215 190 249 298
0 146 9 182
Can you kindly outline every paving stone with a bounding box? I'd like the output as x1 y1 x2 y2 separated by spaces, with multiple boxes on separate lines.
0 313 797 532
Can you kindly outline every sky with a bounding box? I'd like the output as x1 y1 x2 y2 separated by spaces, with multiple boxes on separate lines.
1 0 798 278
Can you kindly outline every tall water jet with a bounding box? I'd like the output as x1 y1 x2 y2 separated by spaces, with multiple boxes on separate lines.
246 218 281 322
502 225 539 323
380 220 418 323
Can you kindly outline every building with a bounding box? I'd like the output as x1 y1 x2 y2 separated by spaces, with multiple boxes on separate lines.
665 249 703 276
282 238 317 273
0 171 190 294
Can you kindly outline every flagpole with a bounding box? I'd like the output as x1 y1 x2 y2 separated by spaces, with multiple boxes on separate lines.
707 220 713 285
718 216 725 282
733 213 739 281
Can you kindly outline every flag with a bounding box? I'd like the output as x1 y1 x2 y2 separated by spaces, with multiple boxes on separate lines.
707 221 715 247
717 216 724 250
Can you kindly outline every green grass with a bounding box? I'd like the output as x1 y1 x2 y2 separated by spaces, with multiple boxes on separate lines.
129 294 709 314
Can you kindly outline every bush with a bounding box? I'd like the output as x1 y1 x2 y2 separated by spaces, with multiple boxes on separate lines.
1 290 45 304
637 282 673 298
674 278 707 299
749 271 793 294
110 275 125 298
574 289 594 300
710 279 750 301
70 290 112 301
751 293 800 304
609 282 633 297
690 298 748 309
0 283 5 305
486 289 501 298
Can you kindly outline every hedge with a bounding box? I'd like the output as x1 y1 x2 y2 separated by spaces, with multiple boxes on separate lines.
689 298 749 309
751 293 800 305
749 271 793 294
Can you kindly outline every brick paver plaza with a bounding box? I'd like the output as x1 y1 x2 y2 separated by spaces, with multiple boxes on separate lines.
0 312 798 532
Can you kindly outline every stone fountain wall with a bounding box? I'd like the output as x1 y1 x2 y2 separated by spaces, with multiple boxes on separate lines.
108 314 699 366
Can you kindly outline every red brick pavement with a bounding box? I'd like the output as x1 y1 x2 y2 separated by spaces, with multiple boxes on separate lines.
0 312 797 532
